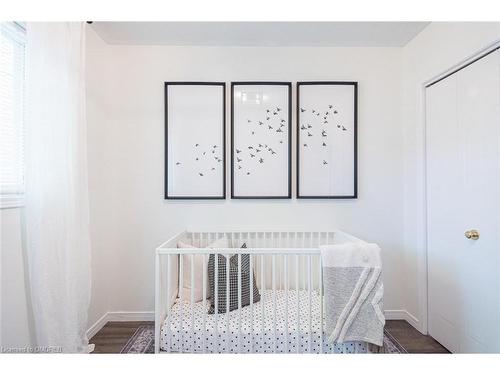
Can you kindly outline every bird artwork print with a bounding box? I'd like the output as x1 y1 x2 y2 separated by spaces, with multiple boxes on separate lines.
234 101 288 178
299 101 349 168
174 141 223 178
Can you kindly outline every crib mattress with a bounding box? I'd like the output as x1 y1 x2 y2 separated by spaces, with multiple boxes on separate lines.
160 290 372 353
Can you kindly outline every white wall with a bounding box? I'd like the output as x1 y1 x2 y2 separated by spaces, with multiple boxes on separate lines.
401 22 500 331
85 27 407 329
86 28 117 328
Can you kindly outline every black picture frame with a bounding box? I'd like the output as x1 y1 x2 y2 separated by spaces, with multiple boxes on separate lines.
296 81 358 199
164 82 226 200
230 82 292 199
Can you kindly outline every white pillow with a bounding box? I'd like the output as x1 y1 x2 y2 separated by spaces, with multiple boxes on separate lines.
177 237 229 303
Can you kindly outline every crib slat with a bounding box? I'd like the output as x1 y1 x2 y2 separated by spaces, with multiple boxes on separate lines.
226 251 230 353
179 254 184 353
296 254 300 353
215 253 218 353
308 254 312 354
302 233 306 291
202 254 207 354
284 254 289 353
281 234 285 291
165 254 171 353
277 233 281 291
191 254 195 353
318 254 323 354
155 253 159 353
238 253 242 353
261 254 265 350
272 254 277 353
249 253 254 353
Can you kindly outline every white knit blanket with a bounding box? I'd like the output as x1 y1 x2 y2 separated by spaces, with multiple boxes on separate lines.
320 243 385 346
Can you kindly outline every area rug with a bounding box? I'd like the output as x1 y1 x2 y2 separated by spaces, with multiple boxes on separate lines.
120 323 406 354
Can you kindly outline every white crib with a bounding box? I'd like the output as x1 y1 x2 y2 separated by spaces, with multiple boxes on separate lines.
154 230 371 354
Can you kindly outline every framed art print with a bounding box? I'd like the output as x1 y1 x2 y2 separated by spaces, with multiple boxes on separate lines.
297 82 357 198
231 82 292 199
165 82 226 199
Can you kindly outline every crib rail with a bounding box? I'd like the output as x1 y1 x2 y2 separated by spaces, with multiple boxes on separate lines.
154 230 362 354
157 230 360 250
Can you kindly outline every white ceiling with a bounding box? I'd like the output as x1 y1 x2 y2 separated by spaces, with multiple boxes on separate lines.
91 22 429 47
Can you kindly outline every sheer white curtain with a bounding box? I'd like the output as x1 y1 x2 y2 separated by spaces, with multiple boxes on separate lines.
25 22 91 353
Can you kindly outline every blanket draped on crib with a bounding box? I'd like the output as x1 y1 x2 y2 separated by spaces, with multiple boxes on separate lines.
320 243 384 347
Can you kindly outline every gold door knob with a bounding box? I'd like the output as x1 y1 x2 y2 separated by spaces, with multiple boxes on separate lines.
464 229 480 240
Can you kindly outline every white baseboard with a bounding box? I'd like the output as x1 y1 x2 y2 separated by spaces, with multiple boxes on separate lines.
88 309 421 339
86 313 109 340
86 311 154 339
384 309 421 332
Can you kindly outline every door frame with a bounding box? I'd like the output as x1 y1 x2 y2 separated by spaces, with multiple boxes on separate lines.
421 40 500 335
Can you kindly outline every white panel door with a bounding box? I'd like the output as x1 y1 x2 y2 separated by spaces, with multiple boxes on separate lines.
426 50 500 353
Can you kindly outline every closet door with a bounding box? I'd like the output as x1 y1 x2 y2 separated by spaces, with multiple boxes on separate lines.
426 50 500 353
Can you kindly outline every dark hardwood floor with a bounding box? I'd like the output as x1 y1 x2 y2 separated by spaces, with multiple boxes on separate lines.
384 320 448 353
90 321 150 354
90 319 449 354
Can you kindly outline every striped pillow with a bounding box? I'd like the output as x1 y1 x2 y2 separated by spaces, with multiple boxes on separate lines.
208 244 261 314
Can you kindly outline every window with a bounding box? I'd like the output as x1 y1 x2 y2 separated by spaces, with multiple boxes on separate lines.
0 22 25 208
